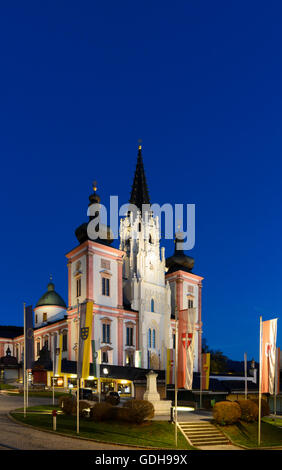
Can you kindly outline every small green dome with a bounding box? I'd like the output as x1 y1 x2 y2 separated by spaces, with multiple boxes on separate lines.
35 281 67 309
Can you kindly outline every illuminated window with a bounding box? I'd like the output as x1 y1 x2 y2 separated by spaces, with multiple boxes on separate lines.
43 312 47 322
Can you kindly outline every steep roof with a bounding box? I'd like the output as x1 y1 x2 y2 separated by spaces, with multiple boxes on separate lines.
129 145 150 211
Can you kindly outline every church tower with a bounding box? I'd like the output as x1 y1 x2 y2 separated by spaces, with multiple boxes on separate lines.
120 145 171 369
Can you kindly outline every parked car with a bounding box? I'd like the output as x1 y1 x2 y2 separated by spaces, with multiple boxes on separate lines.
105 391 120 405
76 388 94 401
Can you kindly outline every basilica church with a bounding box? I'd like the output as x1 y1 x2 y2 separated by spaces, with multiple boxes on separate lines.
0 146 203 397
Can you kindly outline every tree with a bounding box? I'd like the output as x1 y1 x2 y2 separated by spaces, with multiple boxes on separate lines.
202 338 228 374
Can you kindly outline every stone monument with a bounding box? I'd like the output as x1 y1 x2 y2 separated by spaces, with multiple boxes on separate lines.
143 370 172 416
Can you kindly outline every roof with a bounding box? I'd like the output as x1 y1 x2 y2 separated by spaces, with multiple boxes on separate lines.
35 281 67 309
0 326 24 338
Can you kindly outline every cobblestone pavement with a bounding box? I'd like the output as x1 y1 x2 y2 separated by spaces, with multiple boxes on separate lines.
0 392 135 450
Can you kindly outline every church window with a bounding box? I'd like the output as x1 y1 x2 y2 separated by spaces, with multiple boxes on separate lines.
148 329 152 348
188 299 194 308
126 326 134 346
173 334 176 349
43 312 47 322
44 337 49 348
62 332 68 352
102 351 108 363
102 277 110 296
35 314 38 323
36 342 40 356
76 278 81 297
151 299 154 312
152 329 156 349
102 323 110 343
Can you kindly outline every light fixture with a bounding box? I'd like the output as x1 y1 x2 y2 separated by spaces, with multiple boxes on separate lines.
103 368 109 375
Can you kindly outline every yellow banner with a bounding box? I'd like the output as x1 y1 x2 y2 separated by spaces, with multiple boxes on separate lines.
201 353 210 390
81 301 93 379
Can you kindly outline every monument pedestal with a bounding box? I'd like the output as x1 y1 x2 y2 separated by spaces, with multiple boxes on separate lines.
143 370 172 416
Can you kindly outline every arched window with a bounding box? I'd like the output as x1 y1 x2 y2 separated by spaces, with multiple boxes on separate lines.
152 329 156 349
148 329 152 348
151 299 154 312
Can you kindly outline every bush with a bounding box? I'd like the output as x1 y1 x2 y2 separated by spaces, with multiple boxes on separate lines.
59 396 76 415
78 400 92 418
89 402 113 422
213 401 241 425
111 407 135 422
251 399 270 417
123 400 154 424
236 399 258 422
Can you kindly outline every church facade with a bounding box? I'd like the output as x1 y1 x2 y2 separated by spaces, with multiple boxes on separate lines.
0 146 203 396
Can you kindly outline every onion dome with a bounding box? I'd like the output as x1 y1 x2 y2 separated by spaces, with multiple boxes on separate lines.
75 181 113 245
35 278 67 308
166 232 195 274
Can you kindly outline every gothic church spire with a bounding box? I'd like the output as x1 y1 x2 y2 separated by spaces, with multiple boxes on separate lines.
129 145 150 211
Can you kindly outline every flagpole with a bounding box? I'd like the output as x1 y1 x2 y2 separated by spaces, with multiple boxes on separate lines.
274 347 277 420
244 352 247 400
76 299 80 434
52 333 55 406
199 321 203 409
174 306 178 448
258 316 262 446
23 302 26 418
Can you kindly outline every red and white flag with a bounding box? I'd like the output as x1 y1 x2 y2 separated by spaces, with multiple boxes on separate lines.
261 318 278 394
178 308 196 390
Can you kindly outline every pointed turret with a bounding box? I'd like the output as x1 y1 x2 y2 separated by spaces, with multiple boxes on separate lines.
129 145 150 211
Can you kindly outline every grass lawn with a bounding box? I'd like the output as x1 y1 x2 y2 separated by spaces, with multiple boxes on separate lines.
8 390 68 398
0 383 17 390
11 405 192 449
262 417 282 429
218 420 282 448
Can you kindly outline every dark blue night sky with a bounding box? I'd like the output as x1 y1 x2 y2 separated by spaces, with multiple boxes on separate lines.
1 1 282 361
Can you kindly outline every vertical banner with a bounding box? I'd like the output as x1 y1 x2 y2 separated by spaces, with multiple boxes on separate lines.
24 305 34 369
54 333 63 376
91 340 96 377
166 348 174 385
77 301 93 379
201 353 210 390
178 308 196 389
261 318 278 394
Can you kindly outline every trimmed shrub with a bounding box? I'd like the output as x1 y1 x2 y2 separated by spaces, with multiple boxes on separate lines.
59 396 76 415
213 401 241 425
236 399 258 422
78 400 92 418
89 402 113 421
111 406 135 422
123 400 154 424
58 395 71 409
251 399 270 417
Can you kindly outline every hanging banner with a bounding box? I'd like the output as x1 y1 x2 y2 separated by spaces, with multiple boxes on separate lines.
24 305 34 370
178 308 196 390
77 301 93 379
166 348 174 385
201 353 210 390
261 318 278 394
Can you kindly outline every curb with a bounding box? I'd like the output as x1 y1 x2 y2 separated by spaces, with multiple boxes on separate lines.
8 412 187 451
